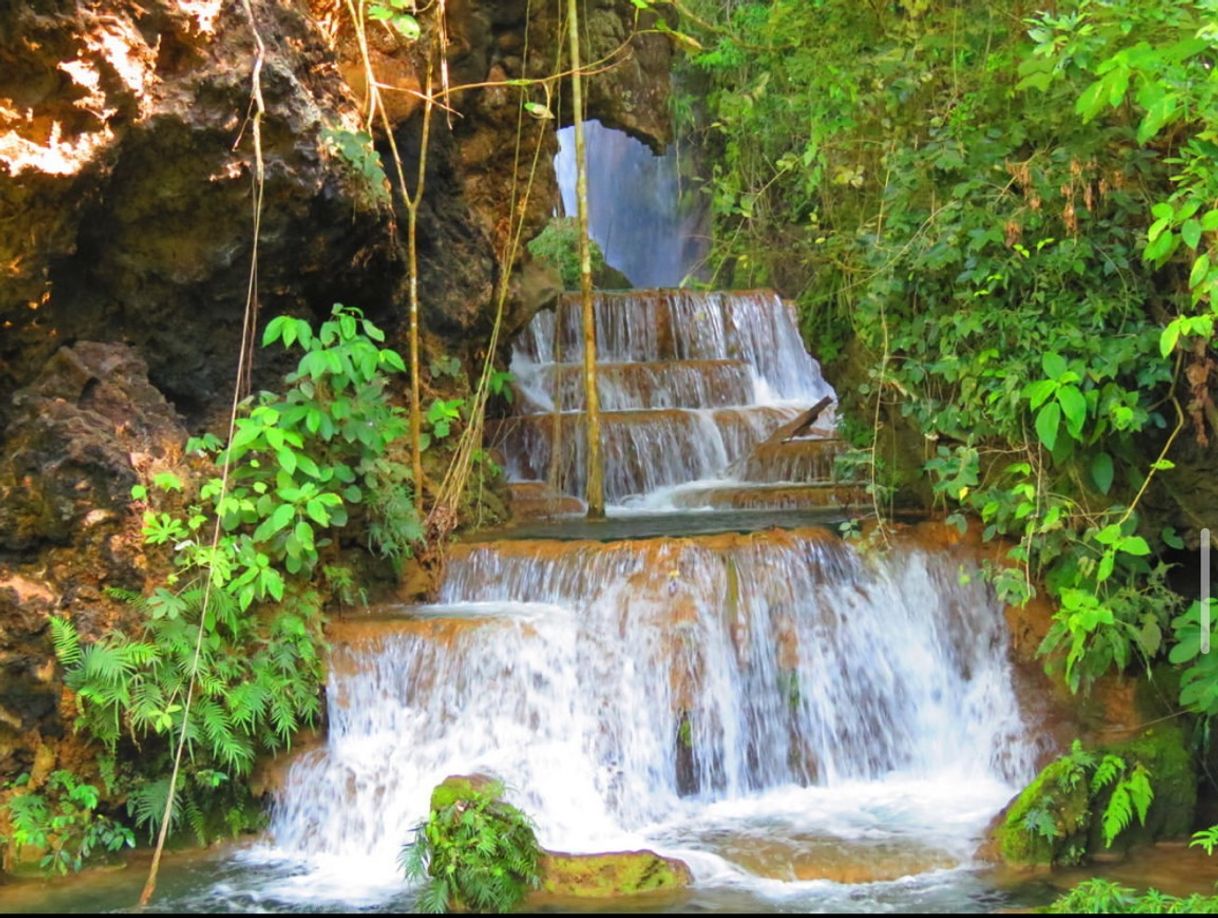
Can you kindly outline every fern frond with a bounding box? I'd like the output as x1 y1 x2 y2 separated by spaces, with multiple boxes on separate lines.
1090 754 1125 794
48 616 82 667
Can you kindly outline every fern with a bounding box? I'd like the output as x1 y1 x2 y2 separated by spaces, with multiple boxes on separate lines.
1191 825 1218 855
1102 763 1154 848
1089 753 1125 795
1022 805 1061 840
49 616 82 667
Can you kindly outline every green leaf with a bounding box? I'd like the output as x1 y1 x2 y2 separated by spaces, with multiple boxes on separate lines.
253 503 295 543
1189 253 1210 289
391 12 420 40
1023 379 1057 409
1075 79 1107 121
1160 319 1182 357
1091 452 1114 495
1035 402 1061 451
1118 535 1151 557
263 315 289 347
1137 94 1177 144
1057 385 1087 439
1041 352 1067 380
1181 219 1202 250
1097 550 1115 584
1151 202 1174 221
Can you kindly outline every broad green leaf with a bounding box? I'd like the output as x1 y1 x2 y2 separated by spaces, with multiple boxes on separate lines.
1181 219 1202 250
1189 253 1210 289
1036 402 1061 451
1057 385 1087 438
1041 352 1067 380
1160 319 1182 357
1023 378 1057 408
1091 452 1114 495
1118 535 1151 557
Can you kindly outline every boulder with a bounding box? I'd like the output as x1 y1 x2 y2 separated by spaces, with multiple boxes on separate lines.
986 724 1197 868
535 850 691 900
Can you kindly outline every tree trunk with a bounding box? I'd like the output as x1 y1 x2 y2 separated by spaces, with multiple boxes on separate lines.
566 0 605 519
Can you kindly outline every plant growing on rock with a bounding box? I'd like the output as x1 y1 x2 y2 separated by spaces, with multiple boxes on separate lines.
0 770 134 875
49 304 419 842
401 778 542 913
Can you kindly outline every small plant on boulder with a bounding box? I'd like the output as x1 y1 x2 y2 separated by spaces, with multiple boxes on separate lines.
400 777 541 914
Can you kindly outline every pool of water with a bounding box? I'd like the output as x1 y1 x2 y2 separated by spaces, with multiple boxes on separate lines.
4 828 1214 913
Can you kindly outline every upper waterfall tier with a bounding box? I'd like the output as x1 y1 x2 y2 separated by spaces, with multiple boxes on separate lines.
511 289 832 407
500 289 842 511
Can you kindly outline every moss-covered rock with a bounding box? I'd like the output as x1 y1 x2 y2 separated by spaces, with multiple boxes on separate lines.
417 776 692 906
994 754 1092 867
536 850 692 900
989 726 1197 868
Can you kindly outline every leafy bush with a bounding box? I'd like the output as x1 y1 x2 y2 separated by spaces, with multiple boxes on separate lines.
401 778 542 914
527 217 608 290
1048 878 1218 914
49 304 418 843
674 0 1214 699
1003 740 1156 866
0 771 134 875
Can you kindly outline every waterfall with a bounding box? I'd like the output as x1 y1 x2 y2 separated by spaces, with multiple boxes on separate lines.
255 209 1037 910
267 530 1034 890
500 288 838 508
554 122 705 287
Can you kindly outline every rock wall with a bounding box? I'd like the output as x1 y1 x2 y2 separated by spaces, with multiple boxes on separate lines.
0 0 673 779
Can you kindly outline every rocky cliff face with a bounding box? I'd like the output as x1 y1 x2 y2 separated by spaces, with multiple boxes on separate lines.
0 0 673 778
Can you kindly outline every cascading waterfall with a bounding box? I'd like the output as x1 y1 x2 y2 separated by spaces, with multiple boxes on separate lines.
255 175 1039 912
266 530 1035 896
498 288 838 507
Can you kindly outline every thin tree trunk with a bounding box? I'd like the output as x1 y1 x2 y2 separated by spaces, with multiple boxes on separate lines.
566 0 604 519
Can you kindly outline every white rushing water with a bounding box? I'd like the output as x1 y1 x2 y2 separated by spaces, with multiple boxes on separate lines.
502 288 838 507
261 532 1035 905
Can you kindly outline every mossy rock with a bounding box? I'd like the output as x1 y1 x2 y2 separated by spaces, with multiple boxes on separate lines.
428 773 502 812
994 756 1092 867
991 725 1196 868
535 850 692 900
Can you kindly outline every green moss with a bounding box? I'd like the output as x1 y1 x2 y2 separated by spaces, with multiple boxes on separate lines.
428 774 496 812
998 756 1091 867
995 727 1197 867
538 850 692 899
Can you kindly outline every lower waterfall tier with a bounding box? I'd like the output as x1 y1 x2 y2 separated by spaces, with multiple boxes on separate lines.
267 529 1036 889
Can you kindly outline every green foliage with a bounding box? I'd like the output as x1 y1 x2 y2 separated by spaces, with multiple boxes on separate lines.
425 398 465 444
401 779 542 913
323 127 391 208
527 217 608 290
368 0 420 41
1005 740 1156 866
52 305 416 841
0 771 134 875
1170 600 1218 716
1192 825 1218 855
675 0 1210 696
1048 878 1218 914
